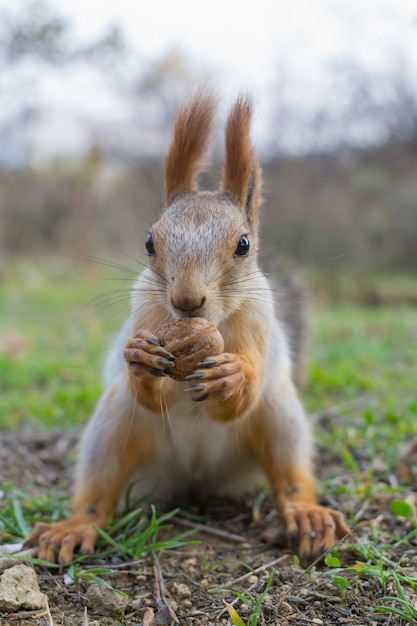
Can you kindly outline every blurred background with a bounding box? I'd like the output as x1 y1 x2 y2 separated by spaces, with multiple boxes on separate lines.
1 0 417 297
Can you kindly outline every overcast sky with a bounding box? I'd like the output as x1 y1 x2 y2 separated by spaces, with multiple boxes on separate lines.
2 0 417 155
49 0 417 91
53 1 417 144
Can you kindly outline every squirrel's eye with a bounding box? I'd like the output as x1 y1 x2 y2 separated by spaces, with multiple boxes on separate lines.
234 234 250 257
145 233 156 256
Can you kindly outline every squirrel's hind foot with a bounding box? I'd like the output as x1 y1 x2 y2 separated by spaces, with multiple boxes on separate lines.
283 503 351 565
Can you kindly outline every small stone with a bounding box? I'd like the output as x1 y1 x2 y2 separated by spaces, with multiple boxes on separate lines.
0 564 46 612
183 599 192 608
280 601 293 613
182 558 198 576
262 593 275 614
129 599 142 610
136 574 147 583
173 582 191 599
247 575 258 585
312 619 323 624
86 582 129 617
200 578 209 587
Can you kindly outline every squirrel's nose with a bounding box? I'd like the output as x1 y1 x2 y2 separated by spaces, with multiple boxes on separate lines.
171 295 206 314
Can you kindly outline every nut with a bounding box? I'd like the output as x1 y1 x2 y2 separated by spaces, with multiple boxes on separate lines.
155 317 224 381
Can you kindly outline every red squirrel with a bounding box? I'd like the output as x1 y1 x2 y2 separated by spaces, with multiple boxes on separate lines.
25 93 349 565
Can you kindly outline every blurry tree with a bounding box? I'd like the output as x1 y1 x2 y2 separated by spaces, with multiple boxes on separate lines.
0 1 126 124
1 4 123 64
269 51 417 156
130 48 213 131
0 3 215 260
265 48 417 270
0 1 127 258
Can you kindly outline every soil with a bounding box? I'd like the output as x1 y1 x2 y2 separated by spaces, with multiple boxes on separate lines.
0 429 415 626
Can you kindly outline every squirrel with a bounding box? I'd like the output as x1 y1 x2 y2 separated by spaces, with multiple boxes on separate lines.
25 93 349 566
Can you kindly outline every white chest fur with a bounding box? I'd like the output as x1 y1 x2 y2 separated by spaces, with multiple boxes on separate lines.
131 389 263 501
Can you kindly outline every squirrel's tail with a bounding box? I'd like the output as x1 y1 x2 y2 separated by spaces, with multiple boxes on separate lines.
260 252 310 388
276 276 310 388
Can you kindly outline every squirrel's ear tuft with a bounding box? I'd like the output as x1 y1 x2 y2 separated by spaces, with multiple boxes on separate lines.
222 95 262 227
164 91 216 205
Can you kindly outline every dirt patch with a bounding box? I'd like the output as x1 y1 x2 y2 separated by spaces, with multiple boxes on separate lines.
0 429 414 625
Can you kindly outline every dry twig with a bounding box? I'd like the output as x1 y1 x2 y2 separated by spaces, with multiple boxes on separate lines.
221 554 289 589
152 552 179 625
171 515 246 543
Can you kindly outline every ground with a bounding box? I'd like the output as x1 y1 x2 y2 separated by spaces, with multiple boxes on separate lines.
1 427 416 625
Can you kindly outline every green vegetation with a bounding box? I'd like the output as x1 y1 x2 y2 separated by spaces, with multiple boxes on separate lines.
323 501 417 623
0 260 124 429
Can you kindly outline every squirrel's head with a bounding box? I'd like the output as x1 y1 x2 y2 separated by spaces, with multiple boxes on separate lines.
144 93 263 325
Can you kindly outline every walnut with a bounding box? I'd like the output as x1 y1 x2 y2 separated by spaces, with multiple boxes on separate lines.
155 317 224 381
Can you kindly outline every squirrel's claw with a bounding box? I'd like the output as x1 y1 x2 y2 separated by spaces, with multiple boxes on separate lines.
145 336 161 347
24 515 100 567
192 393 210 402
195 358 217 368
125 331 175 377
185 371 205 381
283 503 351 565
184 384 205 393
184 384 209 402
185 353 244 401
146 336 176 361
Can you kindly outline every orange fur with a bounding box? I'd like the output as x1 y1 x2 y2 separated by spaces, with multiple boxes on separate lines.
243 400 350 560
126 345 177 414
243 398 313 509
222 96 262 223
25 394 158 565
164 92 216 204
73 386 158 516
127 304 178 412
127 371 176 414
203 306 268 422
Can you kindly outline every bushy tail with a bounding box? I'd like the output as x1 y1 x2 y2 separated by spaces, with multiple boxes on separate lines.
260 252 310 387
277 276 310 388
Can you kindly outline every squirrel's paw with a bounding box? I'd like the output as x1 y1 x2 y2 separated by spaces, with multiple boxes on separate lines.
185 352 243 401
124 331 175 378
24 515 99 567
283 503 350 564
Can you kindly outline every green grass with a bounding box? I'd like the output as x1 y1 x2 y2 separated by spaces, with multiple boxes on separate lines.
0 259 124 429
305 303 417 473
307 303 417 406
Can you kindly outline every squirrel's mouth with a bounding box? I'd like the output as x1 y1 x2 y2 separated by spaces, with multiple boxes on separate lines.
175 311 211 321
172 308 217 324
